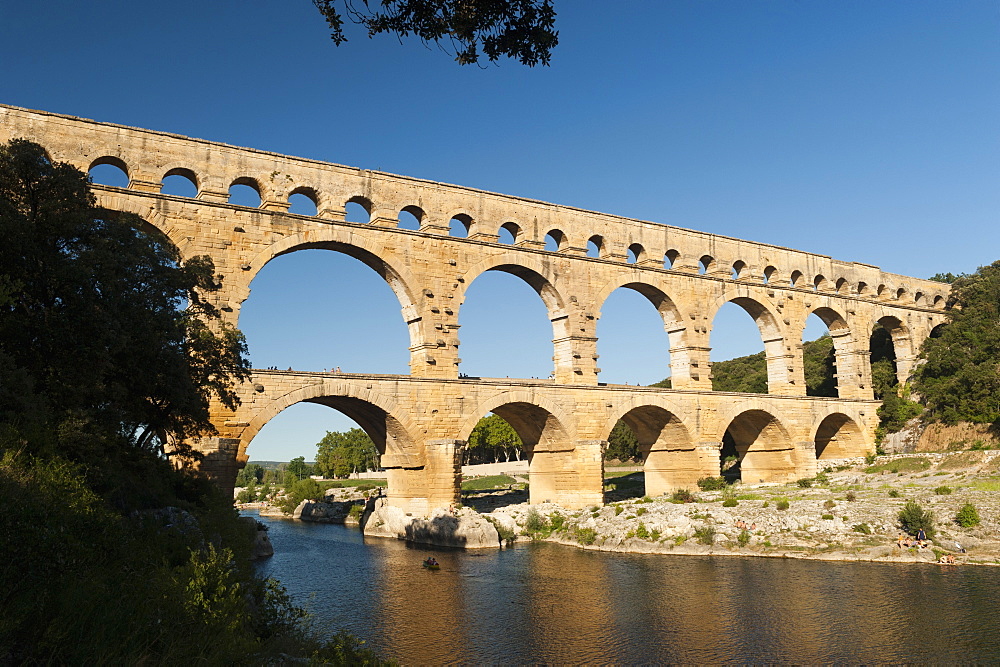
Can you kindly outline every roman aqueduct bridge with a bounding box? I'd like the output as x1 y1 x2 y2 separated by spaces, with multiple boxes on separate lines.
0 104 950 513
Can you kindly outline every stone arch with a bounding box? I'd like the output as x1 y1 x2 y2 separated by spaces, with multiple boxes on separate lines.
88 155 132 183
587 234 604 258
835 277 849 294
707 290 789 394
229 176 263 207
459 392 576 505
699 255 715 274
789 270 803 287
732 260 747 280
287 185 320 215
763 265 779 284
545 228 568 252
398 204 424 230
604 397 699 496
802 305 853 398
716 407 797 484
813 274 830 291
498 221 522 244
664 249 680 269
594 277 688 381
87 195 191 256
857 281 869 296
873 314 914 385
627 243 645 264
345 194 373 220
448 211 473 237
932 294 945 309
161 166 199 194
814 413 867 459
240 229 423 348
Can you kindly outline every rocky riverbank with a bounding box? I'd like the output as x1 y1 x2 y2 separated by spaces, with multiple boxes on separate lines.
484 451 1000 566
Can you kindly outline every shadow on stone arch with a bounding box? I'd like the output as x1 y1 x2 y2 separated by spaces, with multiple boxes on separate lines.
720 409 796 485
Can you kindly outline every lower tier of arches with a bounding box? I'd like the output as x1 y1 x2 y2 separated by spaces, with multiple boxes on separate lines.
185 371 879 515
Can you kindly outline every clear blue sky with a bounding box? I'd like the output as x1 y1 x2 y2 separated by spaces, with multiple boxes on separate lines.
2 1 997 460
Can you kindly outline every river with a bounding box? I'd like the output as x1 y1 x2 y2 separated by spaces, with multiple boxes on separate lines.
250 512 1000 663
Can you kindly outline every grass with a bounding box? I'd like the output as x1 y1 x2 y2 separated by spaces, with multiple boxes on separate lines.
461 474 517 491
972 478 1000 492
319 479 387 489
864 457 931 474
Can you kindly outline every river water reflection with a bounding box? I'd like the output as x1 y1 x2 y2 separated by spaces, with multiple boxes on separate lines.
250 512 1000 663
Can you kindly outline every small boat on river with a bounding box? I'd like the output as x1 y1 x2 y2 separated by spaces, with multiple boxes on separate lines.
422 558 440 570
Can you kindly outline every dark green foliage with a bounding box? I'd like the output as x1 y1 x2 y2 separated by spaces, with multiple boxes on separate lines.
694 526 716 545
914 261 1000 426
898 500 936 538
605 419 640 462
796 478 813 488
236 462 264 487
671 489 696 503
934 486 952 495
776 499 790 510
697 476 728 491
278 477 325 513
737 529 751 546
821 513 834 520
314 0 559 66
0 139 250 462
462 474 517 490
466 414 524 464
888 489 901 498
315 428 378 478
852 523 872 534
955 503 981 528
846 491 857 501
722 498 738 507
929 272 965 284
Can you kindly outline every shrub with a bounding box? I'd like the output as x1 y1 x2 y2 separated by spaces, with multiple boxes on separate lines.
673 535 688 546
845 491 857 502
762 501 770 508
737 529 751 547
484 516 516 544
672 489 696 503
934 486 952 495
694 526 716 545
865 452 878 465
549 512 566 533
852 523 872 534
650 529 661 541
955 503 981 528
776 499 790 511
634 522 650 540
823 499 836 510
888 489 900 498
821 514 834 520
697 476 728 491
796 478 813 488
614 505 624 515
814 472 829 485
347 503 364 521
524 508 548 534
574 527 597 545
722 498 738 507
898 500 936 538
635 507 647 517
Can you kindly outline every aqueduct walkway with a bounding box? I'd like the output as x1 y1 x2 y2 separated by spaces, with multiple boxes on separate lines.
0 104 949 511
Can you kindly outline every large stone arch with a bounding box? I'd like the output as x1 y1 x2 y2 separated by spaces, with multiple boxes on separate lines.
707 289 793 394
238 228 423 348
603 395 700 496
814 412 868 459
89 193 192 255
459 390 583 505
797 303 859 398
592 276 690 384
872 313 915 385
458 254 573 377
239 379 419 463
713 406 798 484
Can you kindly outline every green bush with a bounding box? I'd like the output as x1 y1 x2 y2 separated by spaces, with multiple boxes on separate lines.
821 514 834 520
697 476 728 491
934 486 952 495
776 499 790 511
722 498 738 507
888 489 900 498
796 478 813 488
694 526 716 545
898 500 936 538
524 508 548 535
852 523 872 534
671 489 696 503
614 505 624 515
955 503 981 528
635 507 647 516
347 503 364 521
845 491 857 502
634 522 650 540
737 529 751 547
573 527 597 545
549 512 566 533
823 499 836 510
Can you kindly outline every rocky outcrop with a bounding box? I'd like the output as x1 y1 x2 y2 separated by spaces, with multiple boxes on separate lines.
362 498 501 549
292 500 356 523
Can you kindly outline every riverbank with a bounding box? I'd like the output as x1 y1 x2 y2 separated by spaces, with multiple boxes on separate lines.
480 451 1000 566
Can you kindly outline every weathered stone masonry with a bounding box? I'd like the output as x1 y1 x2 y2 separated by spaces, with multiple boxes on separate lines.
0 104 950 512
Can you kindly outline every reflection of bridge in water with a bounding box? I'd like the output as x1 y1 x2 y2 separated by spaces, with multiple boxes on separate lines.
0 104 949 513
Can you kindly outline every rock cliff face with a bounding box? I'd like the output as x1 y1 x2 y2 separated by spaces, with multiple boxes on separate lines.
362 498 501 549
292 500 354 523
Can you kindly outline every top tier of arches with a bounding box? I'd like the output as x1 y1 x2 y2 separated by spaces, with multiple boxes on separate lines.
1 103 948 310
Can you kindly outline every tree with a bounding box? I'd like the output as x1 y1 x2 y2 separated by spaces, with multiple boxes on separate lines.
466 414 523 464
286 456 313 482
0 139 251 462
315 428 379 478
914 261 1000 425
605 420 639 462
313 0 558 66
236 462 264 487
